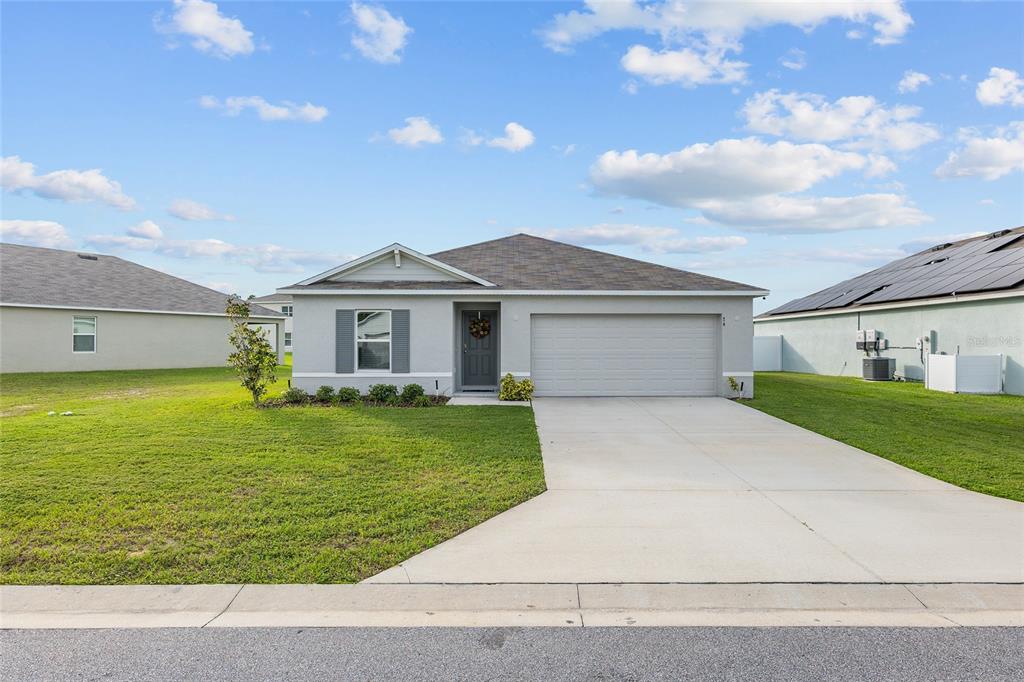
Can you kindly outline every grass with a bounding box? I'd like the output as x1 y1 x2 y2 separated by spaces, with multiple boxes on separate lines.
747 372 1024 502
0 366 545 584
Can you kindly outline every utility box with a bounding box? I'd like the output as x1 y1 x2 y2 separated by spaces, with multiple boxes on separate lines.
926 354 1003 394
862 357 895 381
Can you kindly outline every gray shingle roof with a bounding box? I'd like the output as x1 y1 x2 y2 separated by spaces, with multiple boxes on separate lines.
285 234 762 292
760 226 1024 317
0 243 282 317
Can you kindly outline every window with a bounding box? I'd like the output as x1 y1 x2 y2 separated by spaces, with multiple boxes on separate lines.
72 316 96 353
284 332 292 347
281 305 293 317
356 310 390 371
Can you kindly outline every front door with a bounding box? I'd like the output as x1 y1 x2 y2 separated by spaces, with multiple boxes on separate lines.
461 310 498 389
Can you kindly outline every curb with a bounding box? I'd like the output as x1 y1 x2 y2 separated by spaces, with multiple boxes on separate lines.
2 583 1022 629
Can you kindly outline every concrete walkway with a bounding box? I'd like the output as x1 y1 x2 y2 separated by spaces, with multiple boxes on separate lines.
367 397 1024 584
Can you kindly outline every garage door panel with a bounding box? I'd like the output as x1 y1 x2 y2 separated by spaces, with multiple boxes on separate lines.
531 314 718 397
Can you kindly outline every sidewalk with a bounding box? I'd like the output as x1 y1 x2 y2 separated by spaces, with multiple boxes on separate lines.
3 583 1021 629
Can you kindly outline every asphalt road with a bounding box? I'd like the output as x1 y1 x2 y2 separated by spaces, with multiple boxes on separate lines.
3 627 1023 681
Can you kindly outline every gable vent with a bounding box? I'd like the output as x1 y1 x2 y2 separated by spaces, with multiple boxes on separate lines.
77 254 98 261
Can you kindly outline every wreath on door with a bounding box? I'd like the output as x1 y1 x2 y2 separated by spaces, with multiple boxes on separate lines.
469 317 491 339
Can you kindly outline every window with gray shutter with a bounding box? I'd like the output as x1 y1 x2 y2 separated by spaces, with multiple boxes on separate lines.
335 310 355 373
392 309 410 373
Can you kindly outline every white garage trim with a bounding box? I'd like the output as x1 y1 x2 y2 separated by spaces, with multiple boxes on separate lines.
530 314 720 397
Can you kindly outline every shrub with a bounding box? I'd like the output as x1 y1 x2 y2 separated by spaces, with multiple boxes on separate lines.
335 387 361 403
315 385 336 402
367 383 399 403
499 373 535 401
281 387 308 404
400 383 426 403
412 395 433 408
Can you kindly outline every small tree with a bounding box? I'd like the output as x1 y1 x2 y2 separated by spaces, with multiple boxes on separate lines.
226 296 278 405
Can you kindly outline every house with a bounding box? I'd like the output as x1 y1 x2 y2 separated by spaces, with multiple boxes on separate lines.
279 234 767 397
754 227 1024 395
251 293 293 352
0 243 284 373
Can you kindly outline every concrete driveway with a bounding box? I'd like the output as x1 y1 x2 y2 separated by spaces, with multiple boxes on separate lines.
368 398 1024 584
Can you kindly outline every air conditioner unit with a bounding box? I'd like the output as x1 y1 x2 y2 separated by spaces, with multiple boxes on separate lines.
862 357 895 381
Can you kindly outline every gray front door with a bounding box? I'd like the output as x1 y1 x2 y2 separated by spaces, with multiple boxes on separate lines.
462 310 498 389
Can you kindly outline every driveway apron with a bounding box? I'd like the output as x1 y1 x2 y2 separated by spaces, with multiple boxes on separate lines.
366 398 1024 584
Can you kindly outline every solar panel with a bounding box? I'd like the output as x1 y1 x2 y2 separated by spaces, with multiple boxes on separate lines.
762 229 1024 316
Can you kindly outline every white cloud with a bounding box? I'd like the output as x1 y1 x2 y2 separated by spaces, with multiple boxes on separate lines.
0 219 75 249
554 143 577 156
158 0 254 59
979 198 996 206
350 2 411 64
646 235 749 254
742 90 940 152
540 1 912 51
897 70 931 93
126 220 164 239
167 198 235 221
86 225 347 274
539 1 910 89
696 194 930 234
523 223 747 254
795 247 908 266
621 45 747 87
935 122 1024 180
1 156 136 210
199 96 328 123
779 48 806 71
486 122 535 152
589 138 928 234
590 138 869 205
386 117 443 147
976 67 1024 107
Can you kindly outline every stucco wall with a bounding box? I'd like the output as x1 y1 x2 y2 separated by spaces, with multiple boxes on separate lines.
0 306 282 373
753 296 1024 395
291 293 755 397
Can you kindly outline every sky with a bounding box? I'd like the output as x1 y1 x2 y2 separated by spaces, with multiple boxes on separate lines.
2 1 1023 313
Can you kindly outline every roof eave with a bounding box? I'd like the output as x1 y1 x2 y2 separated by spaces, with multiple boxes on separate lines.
277 287 769 297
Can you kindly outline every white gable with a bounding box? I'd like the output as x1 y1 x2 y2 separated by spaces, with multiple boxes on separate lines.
295 243 496 287
330 252 465 282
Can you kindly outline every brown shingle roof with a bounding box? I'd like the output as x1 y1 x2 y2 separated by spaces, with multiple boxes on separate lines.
286 234 762 292
0 243 282 317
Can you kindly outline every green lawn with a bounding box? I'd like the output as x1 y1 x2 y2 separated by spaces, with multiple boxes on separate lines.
0 366 545 584
748 372 1024 502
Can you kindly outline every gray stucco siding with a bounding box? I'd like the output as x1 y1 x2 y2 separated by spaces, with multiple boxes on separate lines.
0 306 282 373
753 296 1024 395
290 293 755 397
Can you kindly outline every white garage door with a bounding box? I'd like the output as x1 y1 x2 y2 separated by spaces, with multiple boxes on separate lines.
531 314 718 396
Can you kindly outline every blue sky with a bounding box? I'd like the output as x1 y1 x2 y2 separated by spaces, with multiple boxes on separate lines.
2 1 1022 312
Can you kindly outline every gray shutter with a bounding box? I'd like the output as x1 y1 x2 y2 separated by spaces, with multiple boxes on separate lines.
391 309 410 374
335 310 354 374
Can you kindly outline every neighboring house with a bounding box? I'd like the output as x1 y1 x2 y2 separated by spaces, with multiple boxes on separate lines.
251 293 293 352
0 243 284 373
754 227 1024 395
279 234 766 397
